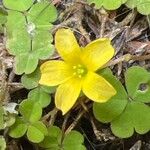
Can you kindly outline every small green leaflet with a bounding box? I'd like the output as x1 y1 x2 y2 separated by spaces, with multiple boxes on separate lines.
126 0 150 15
87 0 127 10
39 126 86 150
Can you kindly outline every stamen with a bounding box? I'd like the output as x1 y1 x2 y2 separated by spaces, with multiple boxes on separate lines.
72 64 87 78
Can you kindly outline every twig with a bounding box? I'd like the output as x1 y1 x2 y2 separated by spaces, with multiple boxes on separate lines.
65 110 86 135
105 54 150 67
42 107 58 126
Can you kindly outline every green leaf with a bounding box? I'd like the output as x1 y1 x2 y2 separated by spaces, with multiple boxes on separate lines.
14 52 39 75
28 87 51 108
6 10 26 37
19 100 42 123
41 85 57 94
5 11 30 56
21 68 41 89
125 0 138 8
6 28 30 55
32 30 54 60
27 121 48 143
125 66 150 103
94 67 150 138
0 136 6 150
9 117 27 138
63 131 86 150
39 126 85 150
28 2 57 28
126 0 150 15
39 126 61 149
111 102 150 138
87 0 127 10
93 68 128 123
3 0 34 11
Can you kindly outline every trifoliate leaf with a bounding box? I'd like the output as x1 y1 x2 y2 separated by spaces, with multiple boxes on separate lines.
126 0 150 15
0 136 6 150
9 117 27 138
21 68 41 89
3 0 34 11
28 2 57 28
93 66 150 138
93 68 128 123
28 87 51 108
14 52 39 75
87 0 127 10
111 102 150 138
19 100 42 123
27 121 48 143
125 66 150 103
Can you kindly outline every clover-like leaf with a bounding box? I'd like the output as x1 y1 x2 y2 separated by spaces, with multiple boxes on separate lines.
9 117 28 138
5 2 56 74
21 68 41 89
125 66 150 103
93 68 128 123
126 0 150 15
39 126 86 150
87 0 127 10
19 99 42 123
28 87 51 108
28 2 57 28
111 102 150 138
3 0 34 11
27 121 48 143
93 66 150 138
0 136 6 150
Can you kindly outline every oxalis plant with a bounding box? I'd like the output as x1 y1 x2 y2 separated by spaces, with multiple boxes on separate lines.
87 0 150 15
0 0 150 149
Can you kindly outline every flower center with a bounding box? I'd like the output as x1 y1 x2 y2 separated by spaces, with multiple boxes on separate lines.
72 64 87 78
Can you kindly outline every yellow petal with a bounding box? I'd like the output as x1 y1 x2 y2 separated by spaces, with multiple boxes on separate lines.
82 72 116 102
55 77 82 115
39 60 72 86
81 38 115 71
55 28 81 63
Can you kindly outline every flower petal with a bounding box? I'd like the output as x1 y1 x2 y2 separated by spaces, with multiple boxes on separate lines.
82 72 116 102
55 28 81 63
39 60 72 86
82 38 115 71
55 78 82 115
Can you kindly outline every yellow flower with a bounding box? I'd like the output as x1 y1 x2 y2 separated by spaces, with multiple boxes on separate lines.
39 28 116 115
